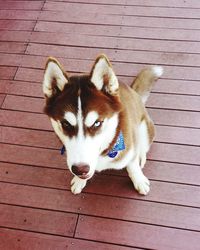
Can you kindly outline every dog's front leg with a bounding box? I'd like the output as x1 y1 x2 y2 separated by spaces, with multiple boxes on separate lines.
126 156 150 195
71 176 87 194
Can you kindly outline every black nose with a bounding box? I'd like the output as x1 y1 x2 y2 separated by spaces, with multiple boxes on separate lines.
71 164 90 176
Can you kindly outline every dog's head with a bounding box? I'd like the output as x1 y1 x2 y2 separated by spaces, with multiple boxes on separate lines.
43 55 122 179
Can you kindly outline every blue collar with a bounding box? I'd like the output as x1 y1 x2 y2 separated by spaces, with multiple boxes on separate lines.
60 131 125 158
107 131 125 158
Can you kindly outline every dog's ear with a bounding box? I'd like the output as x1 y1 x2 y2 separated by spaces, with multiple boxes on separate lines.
90 54 119 95
43 57 68 98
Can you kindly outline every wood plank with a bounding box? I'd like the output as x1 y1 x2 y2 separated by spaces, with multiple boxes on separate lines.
0 1 43 10
0 80 43 97
147 93 200 112
0 66 17 80
43 2 200 19
0 31 31 42
2 95 44 113
76 215 200 250
149 108 200 128
0 126 61 149
0 93 5 107
30 31 200 54
0 110 52 130
25 42 200 68
0 228 132 250
149 142 200 165
0 143 66 169
0 182 200 230
155 125 200 146
153 79 200 96
0 42 26 53
39 10 200 30
0 20 35 31
0 10 40 20
0 204 77 236
47 0 200 8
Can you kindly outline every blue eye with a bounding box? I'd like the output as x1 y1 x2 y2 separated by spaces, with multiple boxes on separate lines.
93 120 103 128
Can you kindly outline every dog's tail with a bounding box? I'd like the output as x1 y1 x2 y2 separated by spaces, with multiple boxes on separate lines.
131 66 163 104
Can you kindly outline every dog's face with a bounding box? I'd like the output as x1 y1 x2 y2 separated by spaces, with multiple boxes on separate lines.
43 55 122 180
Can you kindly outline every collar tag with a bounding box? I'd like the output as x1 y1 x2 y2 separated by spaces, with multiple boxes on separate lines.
107 131 125 158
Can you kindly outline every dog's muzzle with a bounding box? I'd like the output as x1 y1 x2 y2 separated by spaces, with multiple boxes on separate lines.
71 164 90 179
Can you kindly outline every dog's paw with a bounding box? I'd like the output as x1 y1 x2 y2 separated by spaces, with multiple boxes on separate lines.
132 175 150 195
71 176 87 195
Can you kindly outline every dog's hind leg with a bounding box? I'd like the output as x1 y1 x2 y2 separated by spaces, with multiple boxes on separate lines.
126 156 150 195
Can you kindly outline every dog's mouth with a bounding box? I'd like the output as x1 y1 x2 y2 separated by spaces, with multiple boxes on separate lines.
76 173 92 180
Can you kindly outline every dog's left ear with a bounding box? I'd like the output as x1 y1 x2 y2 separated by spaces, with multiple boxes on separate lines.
43 57 68 98
90 54 119 95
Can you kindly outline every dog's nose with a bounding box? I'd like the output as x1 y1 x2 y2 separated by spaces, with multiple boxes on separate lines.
71 164 90 176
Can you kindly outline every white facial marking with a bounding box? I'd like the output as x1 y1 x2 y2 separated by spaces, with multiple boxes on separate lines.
64 112 77 126
85 111 99 127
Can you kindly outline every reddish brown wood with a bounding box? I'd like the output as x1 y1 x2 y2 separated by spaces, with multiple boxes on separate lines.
30 31 200 54
2 95 44 113
46 0 200 8
0 182 199 231
0 228 132 250
0 20 35 31
0 204 77 236
0 66 17 80
0 109 52 130
0 93 5 107
76 215 200 249
0 1 43 10
0 42 27 53
0 10 40 20
43 2 200 19
0 31 31 42
0 79 43 97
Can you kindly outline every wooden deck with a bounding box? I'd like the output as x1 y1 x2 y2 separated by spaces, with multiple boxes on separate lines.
0 0 200 249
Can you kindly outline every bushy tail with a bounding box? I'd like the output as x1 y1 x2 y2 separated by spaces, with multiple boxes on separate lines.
131 66 163 104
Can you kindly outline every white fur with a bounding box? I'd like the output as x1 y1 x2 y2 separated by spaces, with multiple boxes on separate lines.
91 57 119 93
96 148 135 172
71 176 87 194
127 156 150 195
85 111 99 127
152 66 163 78
43 61 68 97
64 112 77 126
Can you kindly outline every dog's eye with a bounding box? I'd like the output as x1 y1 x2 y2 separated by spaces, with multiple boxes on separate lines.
92 120 103 128
61 119 73 129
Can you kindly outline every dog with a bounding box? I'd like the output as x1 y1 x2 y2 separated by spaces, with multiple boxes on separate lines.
42 54 163 195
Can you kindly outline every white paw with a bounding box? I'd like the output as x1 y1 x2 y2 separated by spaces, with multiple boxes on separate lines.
70 176 87 195
132 175 150 195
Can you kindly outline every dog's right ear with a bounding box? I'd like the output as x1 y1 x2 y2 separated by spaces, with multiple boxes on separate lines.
43 57 68 98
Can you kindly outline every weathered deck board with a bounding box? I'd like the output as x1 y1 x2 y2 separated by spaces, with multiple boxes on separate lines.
0 181 200 230
0 0 200 249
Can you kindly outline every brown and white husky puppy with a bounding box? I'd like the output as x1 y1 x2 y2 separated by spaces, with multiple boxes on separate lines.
43 54 163 195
